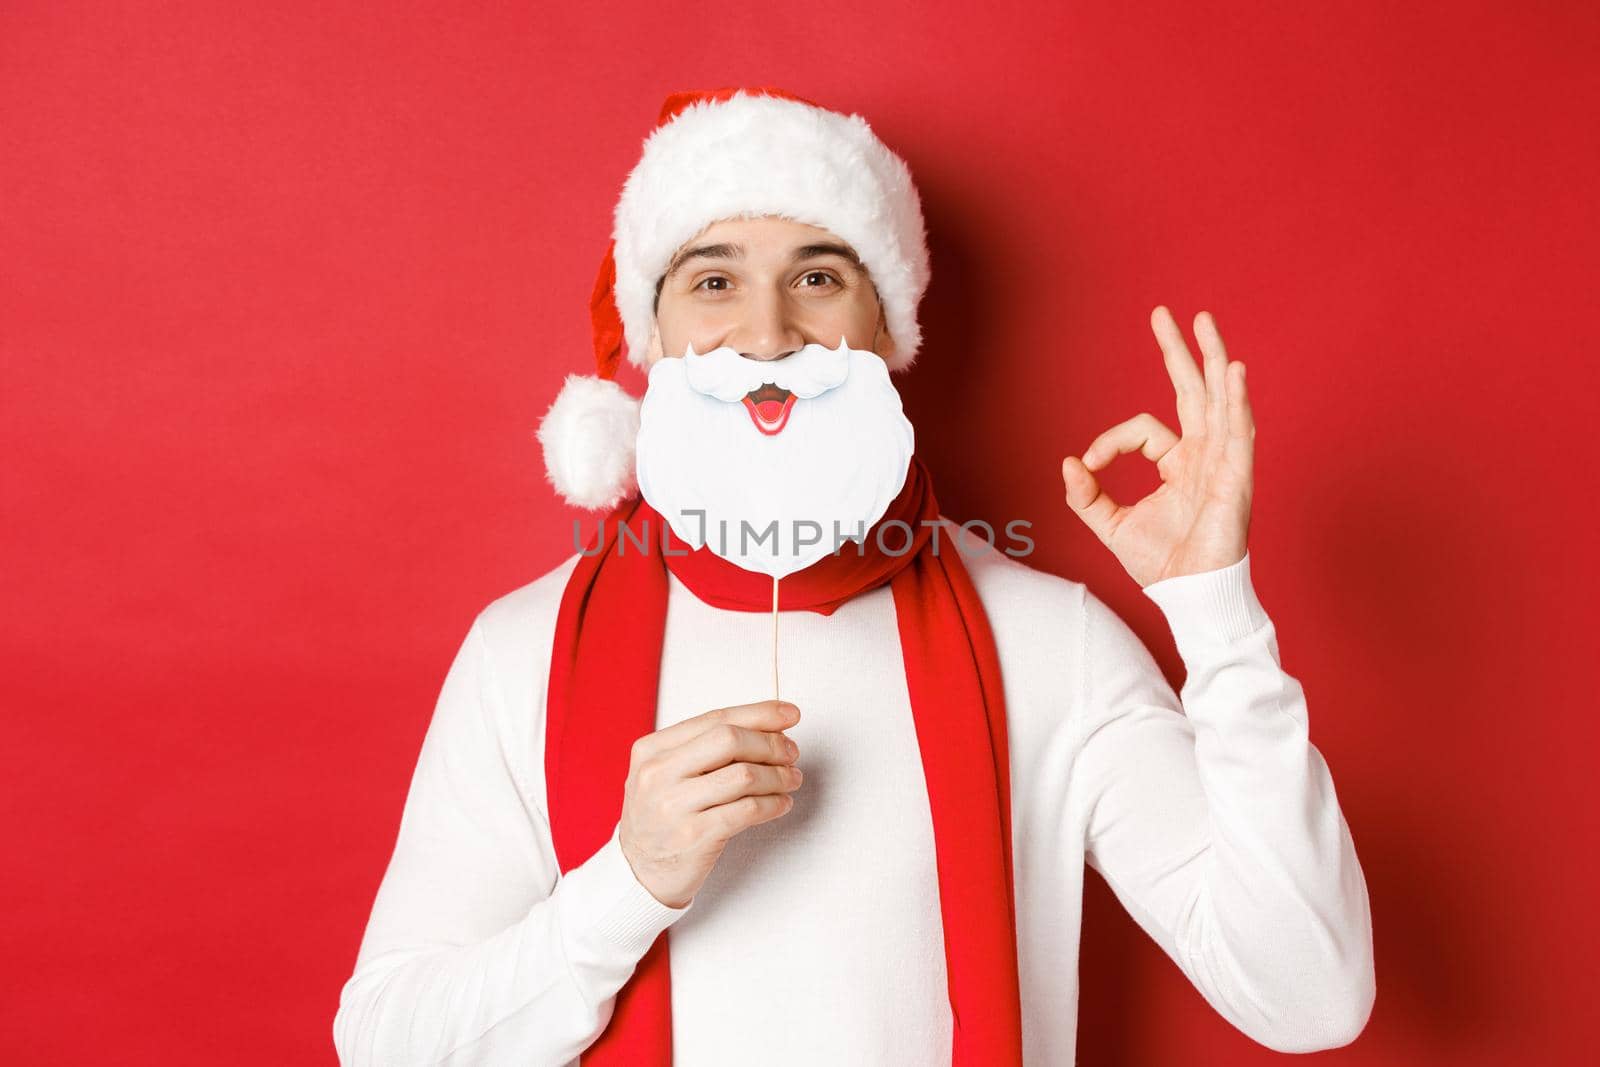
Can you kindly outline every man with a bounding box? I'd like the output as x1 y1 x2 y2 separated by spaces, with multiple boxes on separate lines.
333 87 1375 1066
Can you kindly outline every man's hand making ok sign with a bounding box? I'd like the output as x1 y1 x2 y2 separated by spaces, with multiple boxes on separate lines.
1062 306 1255 588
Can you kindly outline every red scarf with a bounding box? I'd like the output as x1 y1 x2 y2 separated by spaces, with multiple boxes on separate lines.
545 457 1024 1064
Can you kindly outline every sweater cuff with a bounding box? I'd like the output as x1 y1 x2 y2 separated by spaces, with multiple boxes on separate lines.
1141 550 1270 648
556 822 693 962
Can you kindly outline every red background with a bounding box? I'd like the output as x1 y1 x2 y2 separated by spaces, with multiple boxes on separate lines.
4 2 1594 1063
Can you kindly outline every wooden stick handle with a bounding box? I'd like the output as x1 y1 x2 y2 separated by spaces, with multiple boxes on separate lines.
771 574 780 703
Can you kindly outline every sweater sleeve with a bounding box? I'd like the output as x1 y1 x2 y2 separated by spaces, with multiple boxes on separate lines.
1069 551 1375 1054
332 615 693 1066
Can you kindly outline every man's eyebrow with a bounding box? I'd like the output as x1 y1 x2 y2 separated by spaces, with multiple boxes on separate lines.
662 240 865 281
664 242 743 279
790 242 863 268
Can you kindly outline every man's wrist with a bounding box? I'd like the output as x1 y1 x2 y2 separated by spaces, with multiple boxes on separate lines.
555 821 693 963
1141 549 1270 648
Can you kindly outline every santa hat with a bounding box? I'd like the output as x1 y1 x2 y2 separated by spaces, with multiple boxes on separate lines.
536 86 932 511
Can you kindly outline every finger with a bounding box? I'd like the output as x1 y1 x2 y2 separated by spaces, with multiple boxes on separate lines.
1080 412 1180 470
1193 310 1230 437
1226 362 1256 487
702 792 796 839
1152 305 1206 437
681 760 803 813
1061 455 1126 545
1227 361 1254 442
659 720 799 780
632 699 798 764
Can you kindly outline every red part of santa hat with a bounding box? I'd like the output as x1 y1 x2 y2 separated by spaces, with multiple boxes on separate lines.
541 86 931 510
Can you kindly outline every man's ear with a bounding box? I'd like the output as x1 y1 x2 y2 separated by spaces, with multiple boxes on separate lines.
645 320 664 365
873 306 897 363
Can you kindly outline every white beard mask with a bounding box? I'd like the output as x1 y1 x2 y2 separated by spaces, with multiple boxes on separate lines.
634 335 916 578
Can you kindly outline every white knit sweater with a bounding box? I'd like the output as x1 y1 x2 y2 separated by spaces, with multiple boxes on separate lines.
333 520 1375 1065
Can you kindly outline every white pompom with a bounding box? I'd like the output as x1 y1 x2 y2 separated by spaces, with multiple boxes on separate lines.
535 374 641 511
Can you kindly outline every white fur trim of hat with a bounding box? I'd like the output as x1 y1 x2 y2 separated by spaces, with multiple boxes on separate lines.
612 89 930 373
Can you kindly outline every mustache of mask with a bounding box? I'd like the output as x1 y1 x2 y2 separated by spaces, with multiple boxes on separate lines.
681 335 854 402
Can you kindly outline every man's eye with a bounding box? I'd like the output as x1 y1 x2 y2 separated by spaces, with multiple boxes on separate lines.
694 276 730 292
800 271 839 288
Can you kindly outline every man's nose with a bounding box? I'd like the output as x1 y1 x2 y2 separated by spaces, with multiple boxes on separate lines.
740 346 798 363
733 290 805 362
745 350 800 367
